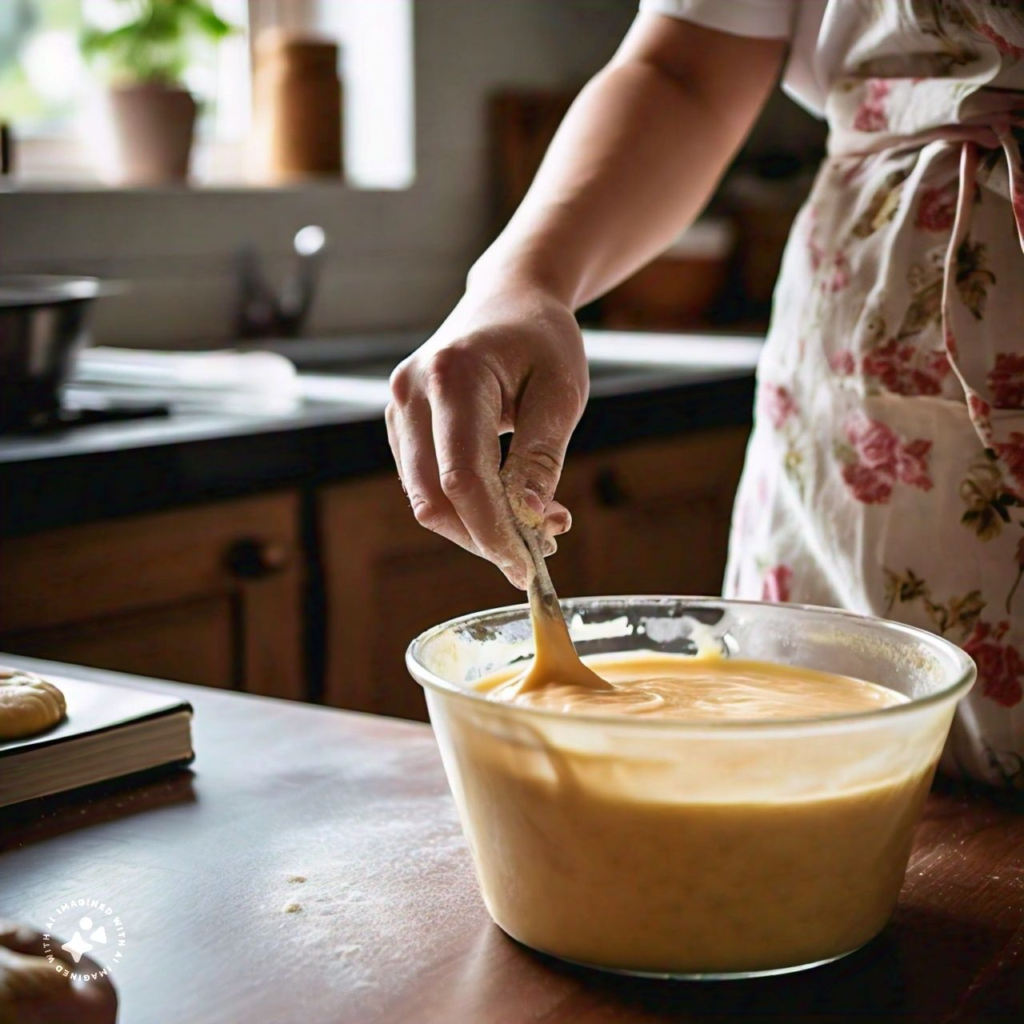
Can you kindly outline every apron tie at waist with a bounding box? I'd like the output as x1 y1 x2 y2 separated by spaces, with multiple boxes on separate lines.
834 108 1024 486
941 118 1024 251
939 120 1024 490
830 112 1024 246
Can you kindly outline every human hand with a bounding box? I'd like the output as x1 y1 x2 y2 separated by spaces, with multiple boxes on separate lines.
386 282 587 588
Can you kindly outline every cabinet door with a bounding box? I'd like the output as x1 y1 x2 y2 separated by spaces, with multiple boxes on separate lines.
320 472 589 720
0 493 304 699
574 428 749 598
0 596 235 689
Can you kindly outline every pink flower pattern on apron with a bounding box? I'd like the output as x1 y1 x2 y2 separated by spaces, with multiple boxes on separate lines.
725 0 1024 787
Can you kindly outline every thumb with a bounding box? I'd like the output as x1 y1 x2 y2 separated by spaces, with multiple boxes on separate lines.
502 379 579 516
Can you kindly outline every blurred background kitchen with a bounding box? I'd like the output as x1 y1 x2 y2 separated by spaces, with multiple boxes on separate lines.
0 0 826 719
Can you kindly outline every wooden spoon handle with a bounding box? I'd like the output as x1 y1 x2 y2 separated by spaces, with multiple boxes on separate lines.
517 522 563 624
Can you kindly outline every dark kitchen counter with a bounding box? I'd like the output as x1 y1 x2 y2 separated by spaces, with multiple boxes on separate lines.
0 360 756 538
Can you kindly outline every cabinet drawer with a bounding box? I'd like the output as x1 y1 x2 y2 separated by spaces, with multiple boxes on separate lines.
0 494 299 632
0 492 305 699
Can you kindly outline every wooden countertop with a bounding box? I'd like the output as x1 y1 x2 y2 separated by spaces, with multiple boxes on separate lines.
1 656 1021 1024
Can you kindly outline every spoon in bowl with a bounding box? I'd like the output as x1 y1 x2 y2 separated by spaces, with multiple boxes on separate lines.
496 494 612 698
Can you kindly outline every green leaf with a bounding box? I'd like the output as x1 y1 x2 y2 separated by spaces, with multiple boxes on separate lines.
79 0 235 85
179 0 234 39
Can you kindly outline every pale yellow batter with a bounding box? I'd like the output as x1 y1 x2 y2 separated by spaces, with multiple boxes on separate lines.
448 651 934 975
485 651 905 719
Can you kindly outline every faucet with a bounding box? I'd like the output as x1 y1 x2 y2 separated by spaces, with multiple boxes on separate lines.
235 225 326 339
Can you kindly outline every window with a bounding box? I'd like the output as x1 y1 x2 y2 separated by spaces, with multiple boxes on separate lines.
0 0 85 137
0 0 414 189
248 0 414 189
330 0 414 190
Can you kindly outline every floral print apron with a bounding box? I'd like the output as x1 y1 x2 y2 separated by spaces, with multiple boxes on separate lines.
725 1 1024 787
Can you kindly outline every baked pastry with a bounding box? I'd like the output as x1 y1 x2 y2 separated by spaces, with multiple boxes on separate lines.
0 667 66 740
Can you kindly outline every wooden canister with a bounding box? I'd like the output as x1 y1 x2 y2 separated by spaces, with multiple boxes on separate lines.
252 30 343 183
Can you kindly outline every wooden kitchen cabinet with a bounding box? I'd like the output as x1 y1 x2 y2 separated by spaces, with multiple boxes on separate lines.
0 493 304 699
319 472 589 720
320 427 748 720
569 426 749 598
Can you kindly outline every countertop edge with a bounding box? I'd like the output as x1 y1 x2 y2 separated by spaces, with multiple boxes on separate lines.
0 374 755 538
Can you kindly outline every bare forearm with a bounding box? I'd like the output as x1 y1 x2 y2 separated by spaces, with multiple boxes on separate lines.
388 17 786 581
470 16 786 309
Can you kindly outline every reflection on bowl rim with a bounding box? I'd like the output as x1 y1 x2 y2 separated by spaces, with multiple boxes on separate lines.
406 595 977 735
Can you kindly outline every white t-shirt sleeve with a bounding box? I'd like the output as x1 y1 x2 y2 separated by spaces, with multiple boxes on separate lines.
638 0 796 40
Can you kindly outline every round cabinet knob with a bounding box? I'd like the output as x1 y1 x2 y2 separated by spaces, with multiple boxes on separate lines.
226 537 288 579
594 468 629 509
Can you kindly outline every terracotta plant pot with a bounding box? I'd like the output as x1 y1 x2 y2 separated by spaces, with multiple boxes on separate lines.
100 82 197 186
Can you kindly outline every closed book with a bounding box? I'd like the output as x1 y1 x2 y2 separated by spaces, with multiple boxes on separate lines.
0 672 193 809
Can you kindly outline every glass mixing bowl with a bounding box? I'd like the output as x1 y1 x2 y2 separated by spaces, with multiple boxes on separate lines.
407 597 975 979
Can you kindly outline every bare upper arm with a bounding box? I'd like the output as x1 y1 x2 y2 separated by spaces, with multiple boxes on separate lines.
611 11 788 130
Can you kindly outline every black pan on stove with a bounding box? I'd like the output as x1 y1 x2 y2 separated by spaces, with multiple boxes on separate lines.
0 275 103 431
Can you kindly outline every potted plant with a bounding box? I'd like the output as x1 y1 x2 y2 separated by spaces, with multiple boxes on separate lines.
81 0 233 185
